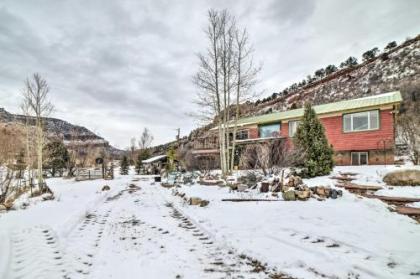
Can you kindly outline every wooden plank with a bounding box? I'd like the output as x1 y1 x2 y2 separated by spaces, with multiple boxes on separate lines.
338 172 358 176
199 180 224 186
330 176 356 181
338 184 383 191
364 194 420 203
221 198 281 202
395 206 420 216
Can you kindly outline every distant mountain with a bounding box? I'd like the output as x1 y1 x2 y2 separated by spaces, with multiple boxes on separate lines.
0 108 123 156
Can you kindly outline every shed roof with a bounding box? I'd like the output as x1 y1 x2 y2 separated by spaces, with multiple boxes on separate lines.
227 91 402 127
142 155 167 164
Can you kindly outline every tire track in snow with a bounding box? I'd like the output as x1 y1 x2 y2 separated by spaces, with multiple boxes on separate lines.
4 189 122 279
63 190 125 278
6 226 67 279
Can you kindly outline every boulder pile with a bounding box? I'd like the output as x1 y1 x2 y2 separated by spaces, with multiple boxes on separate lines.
255 174 342 201
172 189 210 207
189 197 210 207
282 182 343 201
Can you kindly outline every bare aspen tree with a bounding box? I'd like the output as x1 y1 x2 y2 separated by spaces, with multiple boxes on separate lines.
194 9 259 176
21 73 53 191
138 128 153 149
130 137 136 164
20 100 36 191
398 114 420 164
229 28 260 171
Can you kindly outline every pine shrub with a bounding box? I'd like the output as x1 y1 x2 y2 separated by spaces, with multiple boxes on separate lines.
293 103 334 177
120 156 129 175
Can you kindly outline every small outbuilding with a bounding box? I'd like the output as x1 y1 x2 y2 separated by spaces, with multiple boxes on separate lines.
142 155 168 175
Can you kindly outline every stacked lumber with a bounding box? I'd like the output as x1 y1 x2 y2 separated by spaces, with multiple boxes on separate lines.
364 194 420 204
330 175 356 181
335 183 383 194
395 206 420 216
222 198 281 202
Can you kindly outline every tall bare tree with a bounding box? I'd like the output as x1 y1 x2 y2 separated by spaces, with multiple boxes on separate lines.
194 9 259 176
397 81 420 165
138 128 153 150
21 73 53 191
130 137 136 164
229 28 260 171
20 101 36 190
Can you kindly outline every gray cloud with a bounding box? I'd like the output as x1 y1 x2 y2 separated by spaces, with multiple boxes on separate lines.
0 0 419 148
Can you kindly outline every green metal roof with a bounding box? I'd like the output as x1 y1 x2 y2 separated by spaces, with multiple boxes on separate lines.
234 91 402 126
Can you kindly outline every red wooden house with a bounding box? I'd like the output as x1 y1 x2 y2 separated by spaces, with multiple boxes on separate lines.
192 91 402 166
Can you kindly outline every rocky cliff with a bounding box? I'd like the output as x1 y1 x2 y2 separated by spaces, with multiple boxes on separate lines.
0 108 122 156
254 34 420 114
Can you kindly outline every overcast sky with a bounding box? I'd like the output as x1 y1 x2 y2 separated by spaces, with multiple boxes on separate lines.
0 0 419 148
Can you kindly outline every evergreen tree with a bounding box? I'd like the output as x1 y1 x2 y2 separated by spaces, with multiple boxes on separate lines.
43 141 69 177
362 47 379 61
134 149 150 174
384 41 397 50
293 103 334 177
325 64 338 75
166 147 176 172
135 154 142 175
339 56 358 68
120 156 129 175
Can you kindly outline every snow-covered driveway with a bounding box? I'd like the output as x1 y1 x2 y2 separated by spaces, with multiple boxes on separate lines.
1 168 420 279
0 175 278 279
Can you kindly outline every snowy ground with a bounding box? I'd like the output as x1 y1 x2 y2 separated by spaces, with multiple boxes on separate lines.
0 166 419 279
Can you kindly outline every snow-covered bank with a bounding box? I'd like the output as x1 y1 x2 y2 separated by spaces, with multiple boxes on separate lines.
168 166 420 278
0 166 419 279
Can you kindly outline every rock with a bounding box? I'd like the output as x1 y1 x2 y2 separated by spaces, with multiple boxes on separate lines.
0 204 6 212
102 185 111 191
330 189 338 199
199 200 210 207
295 176 303 186
316 186 326 197
282 190 296 201
288 175 303 188
260 182 270 193
271 192 278 197
383 169 420 186
3 201 13 210
296 190 310 200
325 188 331 197
189 197 202 206
237 184 248 192
229 184 238 191
42 193 55 201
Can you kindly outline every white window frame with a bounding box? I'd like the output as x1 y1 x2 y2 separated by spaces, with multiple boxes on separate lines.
288 120 301 137
259 123 281 138
236 130 249 140
351 152 369 165
343 110 379 132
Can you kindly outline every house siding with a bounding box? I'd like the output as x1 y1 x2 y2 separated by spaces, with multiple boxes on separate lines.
196 104 397 166
321 109 394 151
247 109 395 165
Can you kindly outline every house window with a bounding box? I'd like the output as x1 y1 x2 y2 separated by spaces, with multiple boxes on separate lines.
259 124 280 138
351 152 368 165
288 120 301 137
343 110 379 132
236 130 248 140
